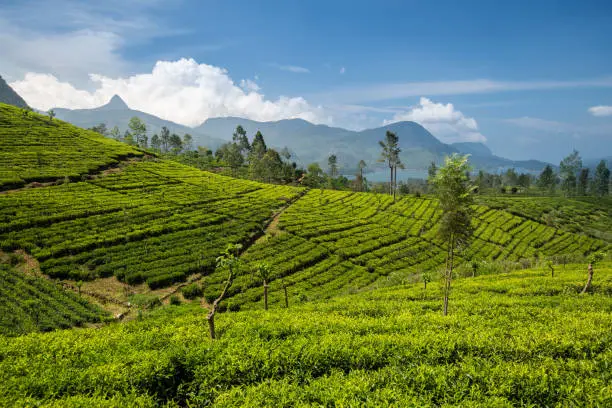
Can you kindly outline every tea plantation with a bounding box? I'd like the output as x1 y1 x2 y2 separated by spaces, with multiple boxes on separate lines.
1 102 611 406
1 263 610 407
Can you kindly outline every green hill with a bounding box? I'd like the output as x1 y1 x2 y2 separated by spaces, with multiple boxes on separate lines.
0 103 142 190
1 263 610 407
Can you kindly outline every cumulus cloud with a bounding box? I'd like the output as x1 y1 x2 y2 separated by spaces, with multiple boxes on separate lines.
11 58 329 127
383 97 486 143
588 105 612 117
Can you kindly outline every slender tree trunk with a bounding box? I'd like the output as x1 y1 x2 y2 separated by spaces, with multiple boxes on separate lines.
443 235 454 316
263 280 269 311
283 283 289 308
423 280 427 290
389 165 393 196
581 264 594 294
393 166 397 201
360 168 364 192
207 314 215 339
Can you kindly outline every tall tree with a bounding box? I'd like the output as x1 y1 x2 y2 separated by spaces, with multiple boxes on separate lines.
109 126 121 141
169 133 183 153
123 130 135 146
128 117 147 148
593 160 610 197
517 173 531 189
233 125 250 155
379 131 399 197
150 134 161 151
47 109 55 122
90 123 108 136
577 168 590 196
430 154 474 316
357 160 367 192
183 133 193 152
537 164 556 193
160 126 170 152
559 150 582 196
249 131 268 180
328 154 338 178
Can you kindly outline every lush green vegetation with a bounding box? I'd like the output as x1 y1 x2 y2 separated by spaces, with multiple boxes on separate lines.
0 104 142 189
477 195 612 242
0 159 301 288
1 263 610 407
201 187 608 311
0 263 107 336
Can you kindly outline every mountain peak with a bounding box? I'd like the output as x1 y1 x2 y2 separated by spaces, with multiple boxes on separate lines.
102 94 129 110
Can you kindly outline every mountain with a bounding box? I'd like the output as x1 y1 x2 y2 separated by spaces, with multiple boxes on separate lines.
0 75 29 108
54 95 226 149
452 142 493 157
53 97 551 175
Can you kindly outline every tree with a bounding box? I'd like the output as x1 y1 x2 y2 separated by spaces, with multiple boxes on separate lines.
150 134 161 151
302 163 325 187
90 123 108 136
109 126 121 141
581 251 606 294
559 150 582 196
517 173 531 189
183 133 193 152
537 165 556 193
123 130 135 146
233 125 250 155
169 133 183 153
225 143 244 175
355 160 367 192
128 117 147 148
328 154 338 178
160 126 170 152
261 149 284 183
504 168 518 186
207 243 242 339
430 154 474 316
254 263 272 310
577 168 590 196
593 160 610 197
428 161 437 180
379 130 399 198
47 109 55 121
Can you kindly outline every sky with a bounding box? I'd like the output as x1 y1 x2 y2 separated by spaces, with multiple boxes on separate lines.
1 0 611 162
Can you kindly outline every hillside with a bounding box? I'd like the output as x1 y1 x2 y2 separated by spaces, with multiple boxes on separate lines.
0 103 142 189
1 263 610 406
0 75 28 109
0 101 607 317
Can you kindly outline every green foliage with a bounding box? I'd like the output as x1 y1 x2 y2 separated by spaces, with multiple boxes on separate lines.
0 264 106 336
1 264 611 406
169 295 181 305
181 283 203 300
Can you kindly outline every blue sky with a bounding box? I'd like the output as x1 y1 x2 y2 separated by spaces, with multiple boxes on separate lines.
1 0 611 162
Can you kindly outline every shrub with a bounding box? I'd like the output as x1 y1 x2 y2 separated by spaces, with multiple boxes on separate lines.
169 295 181 306
181 283 203 300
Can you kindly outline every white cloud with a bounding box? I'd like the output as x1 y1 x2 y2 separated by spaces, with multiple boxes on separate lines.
339 67 346 75
383 97 486 143
11 58 329 127
588 105 612 117
312 77 612 104
271 64 310 74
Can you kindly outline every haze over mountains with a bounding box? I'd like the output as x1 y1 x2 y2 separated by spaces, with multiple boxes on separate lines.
49 95 550 174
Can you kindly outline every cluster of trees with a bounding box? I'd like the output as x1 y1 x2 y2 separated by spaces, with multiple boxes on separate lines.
215 126 301 183
89 118 193 154
536 150 610 197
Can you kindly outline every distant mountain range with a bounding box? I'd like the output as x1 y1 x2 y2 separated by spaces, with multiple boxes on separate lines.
0 75 29 109
50 95 552 174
